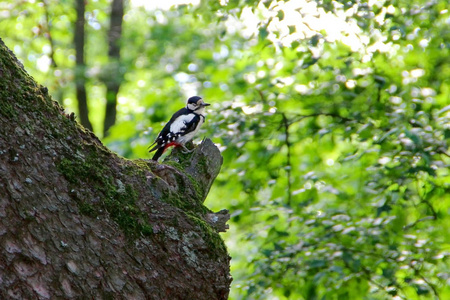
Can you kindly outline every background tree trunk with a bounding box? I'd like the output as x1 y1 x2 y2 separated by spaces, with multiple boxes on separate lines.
103 0 124 137
74 0 93 131
0 38 231 299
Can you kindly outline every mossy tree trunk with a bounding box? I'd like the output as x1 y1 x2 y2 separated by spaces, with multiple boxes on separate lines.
0 38 231 299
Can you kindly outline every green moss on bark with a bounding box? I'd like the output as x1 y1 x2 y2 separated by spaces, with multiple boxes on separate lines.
56 151 153 238
185 212 227 258
163 161 205 205
0 98 16 118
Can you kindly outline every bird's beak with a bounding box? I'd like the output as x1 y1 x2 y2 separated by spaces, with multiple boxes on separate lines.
201 102 210 106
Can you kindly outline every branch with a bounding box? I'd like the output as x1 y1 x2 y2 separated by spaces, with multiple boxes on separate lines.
206 210 230 232
437 148 450 158
360 265 407 300
411 264 440 299
281 113 292 206
418 274 439 299
164 138 224 203
289 112 355 125
417 181 438 220
150 139 229 233
403 216 436 230
0 38 231 298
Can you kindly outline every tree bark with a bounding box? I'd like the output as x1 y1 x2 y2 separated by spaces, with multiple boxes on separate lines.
0 38 231 299
103 0 124 137
74 0 93 131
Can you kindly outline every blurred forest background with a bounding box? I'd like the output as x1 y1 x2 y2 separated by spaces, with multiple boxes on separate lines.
1 0 449 298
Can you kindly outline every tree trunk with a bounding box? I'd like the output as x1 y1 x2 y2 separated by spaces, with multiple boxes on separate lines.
74 0 93 131
103 0 124 137
0 38 231 299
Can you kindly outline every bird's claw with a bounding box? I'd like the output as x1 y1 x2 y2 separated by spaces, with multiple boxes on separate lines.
181 145 194 153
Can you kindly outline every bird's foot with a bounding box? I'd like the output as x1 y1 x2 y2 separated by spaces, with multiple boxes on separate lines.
181 144 194 153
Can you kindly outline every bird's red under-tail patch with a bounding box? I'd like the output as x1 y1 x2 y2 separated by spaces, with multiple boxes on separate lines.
163 142 181 152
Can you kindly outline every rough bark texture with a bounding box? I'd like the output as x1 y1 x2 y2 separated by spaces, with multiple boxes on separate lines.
0 39 231 299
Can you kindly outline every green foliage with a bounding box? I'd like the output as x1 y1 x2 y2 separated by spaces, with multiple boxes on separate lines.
2 0 450 299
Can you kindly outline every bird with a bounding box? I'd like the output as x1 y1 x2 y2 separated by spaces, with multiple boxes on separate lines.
149 96 210 161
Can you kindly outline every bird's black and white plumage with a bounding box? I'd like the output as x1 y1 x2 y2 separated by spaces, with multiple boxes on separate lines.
149 96 210 161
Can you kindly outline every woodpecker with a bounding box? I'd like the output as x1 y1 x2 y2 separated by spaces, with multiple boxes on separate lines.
149 96 210 161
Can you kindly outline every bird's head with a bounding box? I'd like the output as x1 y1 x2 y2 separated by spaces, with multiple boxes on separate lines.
186 96 210 112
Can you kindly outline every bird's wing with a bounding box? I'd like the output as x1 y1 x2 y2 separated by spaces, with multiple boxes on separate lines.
181 113 202 135
148 108 189 152
148 141 160 152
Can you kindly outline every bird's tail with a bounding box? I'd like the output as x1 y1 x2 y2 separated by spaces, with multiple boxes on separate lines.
152 147 165 161
148 141 158 152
